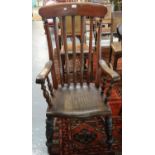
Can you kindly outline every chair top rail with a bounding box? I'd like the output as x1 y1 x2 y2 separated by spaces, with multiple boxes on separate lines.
39 2 107 18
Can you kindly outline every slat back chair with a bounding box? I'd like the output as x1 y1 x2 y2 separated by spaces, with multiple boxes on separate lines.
36 2 120 153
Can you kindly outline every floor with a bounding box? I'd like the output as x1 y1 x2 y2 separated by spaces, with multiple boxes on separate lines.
32 21 49 155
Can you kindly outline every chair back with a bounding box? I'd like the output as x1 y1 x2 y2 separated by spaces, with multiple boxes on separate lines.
39 2 107 89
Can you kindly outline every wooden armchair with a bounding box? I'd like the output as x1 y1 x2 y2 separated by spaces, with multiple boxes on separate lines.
36 3 120 154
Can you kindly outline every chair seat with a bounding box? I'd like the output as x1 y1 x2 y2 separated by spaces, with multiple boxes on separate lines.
47 83 111 118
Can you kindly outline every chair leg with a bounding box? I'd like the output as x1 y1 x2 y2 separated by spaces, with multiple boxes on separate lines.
46 115 54 155
105 116 113 149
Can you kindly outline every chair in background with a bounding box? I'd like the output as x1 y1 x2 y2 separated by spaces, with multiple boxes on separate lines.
95 4 112 62
109 11 122 70
36 3 120 154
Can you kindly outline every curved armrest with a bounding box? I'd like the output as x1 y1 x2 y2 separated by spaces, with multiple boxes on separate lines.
99 59 120 82
36 61 52 84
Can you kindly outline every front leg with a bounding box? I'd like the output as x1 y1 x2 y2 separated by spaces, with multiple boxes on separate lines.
105 115 113 149
46 114 54 154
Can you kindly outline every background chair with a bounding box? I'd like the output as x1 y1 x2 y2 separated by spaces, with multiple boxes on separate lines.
109 11 122 70
36 3 120 154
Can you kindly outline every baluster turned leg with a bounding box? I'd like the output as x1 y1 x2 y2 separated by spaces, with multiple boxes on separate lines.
47 77 54 97
46 114 54 155
105 116 113 149
104 80 114 149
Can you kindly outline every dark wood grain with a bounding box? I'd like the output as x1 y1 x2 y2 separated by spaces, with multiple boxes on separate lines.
46 83 111 118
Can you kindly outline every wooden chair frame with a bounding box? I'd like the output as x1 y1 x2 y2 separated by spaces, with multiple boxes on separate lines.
36 2 120 154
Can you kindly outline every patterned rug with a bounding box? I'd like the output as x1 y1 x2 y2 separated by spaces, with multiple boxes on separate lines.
51 113 121 155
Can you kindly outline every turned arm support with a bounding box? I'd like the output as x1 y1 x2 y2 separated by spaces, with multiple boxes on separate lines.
36 61 52 84
36 60 54 108
99 59 120 82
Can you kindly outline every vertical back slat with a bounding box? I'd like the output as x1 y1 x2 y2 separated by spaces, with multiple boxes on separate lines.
72 16 76 85
44 21 58 89
62 16 70 86
53 17 64 87
87 17 93 85
95 18 102 87
80 16 84 85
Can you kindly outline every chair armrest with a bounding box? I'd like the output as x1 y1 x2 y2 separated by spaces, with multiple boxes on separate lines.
99 59 120 82
36 61 52 84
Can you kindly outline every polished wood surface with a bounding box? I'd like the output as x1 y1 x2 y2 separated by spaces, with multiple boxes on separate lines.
46 83 111 118
36 2 121 117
